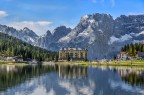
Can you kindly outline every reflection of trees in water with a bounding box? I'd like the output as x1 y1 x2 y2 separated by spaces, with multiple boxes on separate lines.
0 65 87 92
58 65 88 79
117 69 144 86
0 65 57 92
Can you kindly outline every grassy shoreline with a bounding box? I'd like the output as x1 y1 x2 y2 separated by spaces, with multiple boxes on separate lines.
54 60 144 70
56 60 144 66
0 61 28 66
0 60 144 67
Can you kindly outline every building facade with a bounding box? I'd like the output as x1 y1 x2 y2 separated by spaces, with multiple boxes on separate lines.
137 52 144 59
117 52 128 60
59 48 87 61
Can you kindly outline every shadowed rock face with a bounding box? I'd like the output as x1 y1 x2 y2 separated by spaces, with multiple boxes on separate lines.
0 13 144 60
36 26 72 50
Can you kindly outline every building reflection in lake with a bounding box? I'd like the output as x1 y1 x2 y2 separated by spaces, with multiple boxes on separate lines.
58 65 88 79
0 65 19 72
117 68 144 86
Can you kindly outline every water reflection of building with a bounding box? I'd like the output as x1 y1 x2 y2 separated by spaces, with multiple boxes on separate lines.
117 69 142 77
0 65 18 72
58 65 88 79
117 68 144 86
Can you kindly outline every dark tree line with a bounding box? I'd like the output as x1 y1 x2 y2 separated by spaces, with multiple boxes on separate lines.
121 43 144 56
0 32 58 61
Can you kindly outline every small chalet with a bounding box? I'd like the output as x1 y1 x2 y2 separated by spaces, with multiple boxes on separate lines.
14 56 23 62
0 54 23 62
117 52 128 60
6 57 16 62
137 52 144 59
0 54 6 61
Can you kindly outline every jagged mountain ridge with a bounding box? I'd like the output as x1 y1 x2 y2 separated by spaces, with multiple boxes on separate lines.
58 13 144 59
36 26 72 50
58 13 115 59
0 13 144 60
0 24 38 44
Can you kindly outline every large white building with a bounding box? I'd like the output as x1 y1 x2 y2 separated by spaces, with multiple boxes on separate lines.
59 48 88 61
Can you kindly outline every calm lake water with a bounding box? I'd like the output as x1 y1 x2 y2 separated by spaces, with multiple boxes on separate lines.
0 64 144 95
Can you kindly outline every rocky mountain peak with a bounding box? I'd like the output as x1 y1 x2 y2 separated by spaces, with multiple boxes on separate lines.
53 26 71 38
23 27 30 31
46 30 52 35
53 26 70 31
20 27 38 38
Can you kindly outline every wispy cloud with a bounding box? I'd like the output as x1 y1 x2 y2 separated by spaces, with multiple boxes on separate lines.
0 11 8 18
91 0 104 3
19 3 67 11
128 12 144 15
91 0 115 7
4 0 14 2
110 0 115 7
7 21 53 35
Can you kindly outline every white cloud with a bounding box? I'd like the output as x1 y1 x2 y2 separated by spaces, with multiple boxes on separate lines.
0 11 8 18
36 21 51 26
7 21 53 35
91 0 115 7
110 0 115 7
128 12 144 15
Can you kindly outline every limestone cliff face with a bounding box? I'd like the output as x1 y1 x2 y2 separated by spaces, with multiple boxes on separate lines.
58 14 144 59
58 13 114 59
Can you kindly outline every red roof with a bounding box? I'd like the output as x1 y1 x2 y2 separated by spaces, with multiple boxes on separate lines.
120 52 126 54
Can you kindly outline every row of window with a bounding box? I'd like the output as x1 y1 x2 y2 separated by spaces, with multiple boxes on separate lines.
60 52 86 58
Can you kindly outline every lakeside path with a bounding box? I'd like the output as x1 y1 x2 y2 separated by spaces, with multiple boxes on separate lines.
0 60 144 68
45 60 144 67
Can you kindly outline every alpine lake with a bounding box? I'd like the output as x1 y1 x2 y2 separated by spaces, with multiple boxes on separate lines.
0 64 144 95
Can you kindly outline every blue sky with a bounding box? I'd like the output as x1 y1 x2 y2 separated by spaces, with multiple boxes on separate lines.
0 0 144 35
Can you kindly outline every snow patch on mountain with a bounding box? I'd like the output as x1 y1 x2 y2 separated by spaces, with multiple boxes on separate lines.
59 36 71 43
109 36 119 44
88 33 96 44
82 15 89 21
120 34 132 41
89 19 95 24
139 31 144 35
109 34 132 44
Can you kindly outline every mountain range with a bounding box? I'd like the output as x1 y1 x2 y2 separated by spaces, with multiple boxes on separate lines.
0 13 144 60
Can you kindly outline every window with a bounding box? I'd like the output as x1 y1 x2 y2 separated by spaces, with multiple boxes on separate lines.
80 52 83 58
70 53 73 58
75 53 78 58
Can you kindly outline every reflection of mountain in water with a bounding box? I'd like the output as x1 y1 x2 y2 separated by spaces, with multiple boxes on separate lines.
0 65 88 92
58 65 88 79
117 69 144 86
1 65 144 95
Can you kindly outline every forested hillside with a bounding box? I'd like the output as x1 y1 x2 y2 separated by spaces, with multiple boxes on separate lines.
0 32 57 61
121 43 144 56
